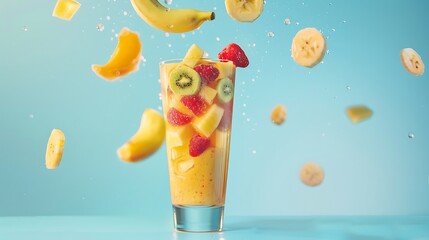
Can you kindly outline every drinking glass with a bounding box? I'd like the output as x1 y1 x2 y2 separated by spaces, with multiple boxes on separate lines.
159 59 236 232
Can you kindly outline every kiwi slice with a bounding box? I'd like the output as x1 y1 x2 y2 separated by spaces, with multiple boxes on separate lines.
169 64 201 96
217 78 234 103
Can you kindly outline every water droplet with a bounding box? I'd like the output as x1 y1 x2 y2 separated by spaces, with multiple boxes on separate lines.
115 33 119 38
252 43 256 47
168 43 172 48
242 112 246 116
246 118 251 122
181 33 186 38
23 26 28 32
408 132 415 139
165 32 170 37
216 37 220 41
346 85 351 90
213 7 217 10
106 16 111 21
164 0 173 5
123 11 128 16
29 114 34 119
203 52 209 57
284 18 291 25
243 103 247 107
267 31 275 37
96 23 104 32
332 28 336 32
140 55 147 62
252 150 256 154
296 22 300 25
343 20 347 23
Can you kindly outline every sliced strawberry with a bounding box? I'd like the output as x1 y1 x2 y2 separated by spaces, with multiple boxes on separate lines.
189 134 210 157
167 108 192 126
218 43 249 68
180 95 207 116
194 64 220 84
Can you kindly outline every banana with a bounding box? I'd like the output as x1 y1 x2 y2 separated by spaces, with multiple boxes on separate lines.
300 162 324 187
117 109 166 162
130 0 215 33
291 28 326 68
400 48 425 76
225 0 264 22
45 129 65 169
92 28 142 81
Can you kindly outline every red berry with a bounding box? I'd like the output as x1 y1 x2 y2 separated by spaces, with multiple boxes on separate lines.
194 64 220 84
167 108 192 126
180 95 207 116
189 134 210 157
218 43 249 68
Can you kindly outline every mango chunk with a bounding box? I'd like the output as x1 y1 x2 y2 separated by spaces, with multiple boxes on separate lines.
52 0 81 21
346 105 373 123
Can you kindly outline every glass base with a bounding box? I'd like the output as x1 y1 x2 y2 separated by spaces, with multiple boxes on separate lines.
173 205 224 232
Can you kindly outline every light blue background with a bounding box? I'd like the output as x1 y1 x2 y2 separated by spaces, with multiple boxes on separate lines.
0 0 428 218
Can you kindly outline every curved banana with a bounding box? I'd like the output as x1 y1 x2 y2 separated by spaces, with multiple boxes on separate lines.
117 109 166 162
92 28 142 81
130 0 215 33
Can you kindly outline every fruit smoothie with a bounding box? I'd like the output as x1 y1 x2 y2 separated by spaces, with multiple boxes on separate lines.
160 58 236 207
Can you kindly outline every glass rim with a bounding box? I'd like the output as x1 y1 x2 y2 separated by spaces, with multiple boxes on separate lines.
160 58 233 65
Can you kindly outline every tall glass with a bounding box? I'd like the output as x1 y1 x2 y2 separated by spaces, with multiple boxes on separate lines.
159 59 236 232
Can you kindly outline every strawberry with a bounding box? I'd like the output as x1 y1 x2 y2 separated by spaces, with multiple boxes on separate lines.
167 108 192 126
189 134 210 157
218 43 249 68
180 95 207 116
194 64 220 84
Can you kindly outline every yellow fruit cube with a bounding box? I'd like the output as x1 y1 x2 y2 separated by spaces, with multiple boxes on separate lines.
169 95 194 116
52 0 81 21
192 104 224 138
166 124 194 148
171 146 188 160
346 105 373 123
182 44 204 67
215 61 235 80
199 86 217 104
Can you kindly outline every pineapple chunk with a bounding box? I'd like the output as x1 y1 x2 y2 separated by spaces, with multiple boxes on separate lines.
52 0 81 21
166 124 194 148
169 95 194 116
182 44 204 67
199 86 217 105
192 104 224 138
346 105 373 123
215 61 235 81
171 146 188 160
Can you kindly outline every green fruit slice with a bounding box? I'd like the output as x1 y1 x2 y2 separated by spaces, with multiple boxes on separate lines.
169 64 201 96
217 78 234 103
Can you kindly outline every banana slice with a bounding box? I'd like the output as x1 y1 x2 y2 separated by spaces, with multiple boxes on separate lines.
291 28 326 68
300 162 324 187
225 0 264 22
45 129 65 169
400 48 425 76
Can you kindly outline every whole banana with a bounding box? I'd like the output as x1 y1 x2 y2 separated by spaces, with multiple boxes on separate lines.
117 109 166 162
130 0 215 33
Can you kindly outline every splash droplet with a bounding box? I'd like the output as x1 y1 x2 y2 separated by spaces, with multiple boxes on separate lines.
252 150 256 154
408 132 415 139
96 23 104 32
164 0 173 5
267 31 275 37
123 11 128 16
106 16 111 21
346 85 351 90
284 18 291 25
